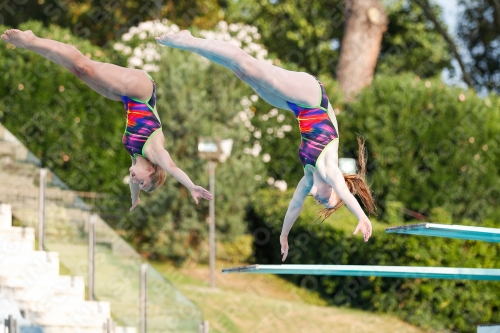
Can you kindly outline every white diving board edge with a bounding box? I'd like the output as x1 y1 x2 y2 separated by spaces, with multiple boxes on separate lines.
385 223 500 243
222 264 500 281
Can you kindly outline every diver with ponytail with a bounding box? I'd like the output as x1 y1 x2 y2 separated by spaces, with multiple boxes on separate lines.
155 31 376 261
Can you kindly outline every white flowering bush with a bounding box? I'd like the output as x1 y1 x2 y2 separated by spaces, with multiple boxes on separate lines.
113 19 295 191
113 19 270 73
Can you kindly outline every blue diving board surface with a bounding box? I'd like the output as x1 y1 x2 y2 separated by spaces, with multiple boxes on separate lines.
386 223 500 243
222 265 500 281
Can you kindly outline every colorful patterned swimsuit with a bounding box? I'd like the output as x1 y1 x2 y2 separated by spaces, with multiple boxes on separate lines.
286 77 339 169
121 74 162 158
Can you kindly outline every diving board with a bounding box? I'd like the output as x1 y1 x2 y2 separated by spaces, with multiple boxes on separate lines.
222 264 500 281
386 223 500 243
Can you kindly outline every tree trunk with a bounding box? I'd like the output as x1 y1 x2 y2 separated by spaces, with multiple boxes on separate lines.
337 0 388 101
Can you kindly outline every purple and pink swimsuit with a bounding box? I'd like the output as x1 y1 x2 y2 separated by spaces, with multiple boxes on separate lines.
121 75 162 158
287 77 339 169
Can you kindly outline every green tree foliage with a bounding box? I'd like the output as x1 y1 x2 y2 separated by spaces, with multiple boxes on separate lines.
338 74 500 221
0 0 224 47
458 0 500 93
249 188 500 333
225 0 451 78
378 0 452 78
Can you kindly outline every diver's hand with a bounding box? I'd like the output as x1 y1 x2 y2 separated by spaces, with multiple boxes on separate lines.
190 185 213 204
280 235 289 261
353 217 372 242
130 197 140 211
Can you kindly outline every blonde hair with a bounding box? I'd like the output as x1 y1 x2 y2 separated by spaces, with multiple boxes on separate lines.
318 135 377 221
147 164 167 192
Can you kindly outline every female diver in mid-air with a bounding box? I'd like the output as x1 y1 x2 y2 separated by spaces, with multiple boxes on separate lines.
1 29 212 209
155 31 377 261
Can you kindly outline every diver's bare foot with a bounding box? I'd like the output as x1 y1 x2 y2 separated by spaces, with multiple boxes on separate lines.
1 29 36 49
155 30 192 48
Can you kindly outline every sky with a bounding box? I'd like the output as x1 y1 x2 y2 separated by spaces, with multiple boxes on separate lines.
434 0 467 87
435 0 460 35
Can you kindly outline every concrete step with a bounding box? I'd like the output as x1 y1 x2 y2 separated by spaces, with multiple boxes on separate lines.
24 300 110 317
0 172 37 185
116 327 137 333
0 129 29 161
3 287 84 311
35 326 116 333
0 275 85 295
0 251 59 278
0 204 12 228
28 311 110 328
0 227 35 254
1 161 38 178
0 293 32 326
0 142 15 159
1 278 85 304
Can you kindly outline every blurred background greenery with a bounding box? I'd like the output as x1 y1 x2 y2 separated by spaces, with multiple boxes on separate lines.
1 0 500 332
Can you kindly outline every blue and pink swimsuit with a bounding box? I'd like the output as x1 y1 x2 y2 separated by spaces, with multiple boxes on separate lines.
121 74 162 158
287 77 339 169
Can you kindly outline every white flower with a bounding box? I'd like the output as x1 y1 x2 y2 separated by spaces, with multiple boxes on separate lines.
123 46 132 55
252 141 261 157
253 130 262 138
133 47 144 58
129 27 140 35
256 49 268 60
128 57 144 67
282 125 292 132
277 114 285 122
240 96 252 107
267 128 274 134
269 108 279 117
113 43 125 51
274 180 287 191
139 32 147 40
250 94 258 102
262 153 271 162
229 23 239 32
143 64 160 72
170 24 180 33
139 21 153 31
236 30 247 40
267 177 275 185
218 21 228 31
122 33 132 41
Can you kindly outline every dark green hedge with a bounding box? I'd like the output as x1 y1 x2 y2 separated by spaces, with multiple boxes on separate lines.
336 74 500 222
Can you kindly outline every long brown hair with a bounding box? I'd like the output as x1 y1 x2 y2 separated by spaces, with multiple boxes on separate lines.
147 164 167 192
318 135 377 221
